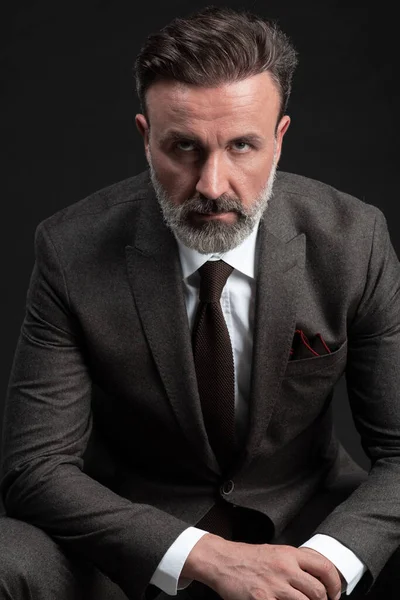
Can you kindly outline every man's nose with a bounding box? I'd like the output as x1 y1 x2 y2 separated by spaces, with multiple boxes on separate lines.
195 153 230 199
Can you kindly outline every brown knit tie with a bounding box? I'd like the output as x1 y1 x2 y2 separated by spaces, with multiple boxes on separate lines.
192 260 236 471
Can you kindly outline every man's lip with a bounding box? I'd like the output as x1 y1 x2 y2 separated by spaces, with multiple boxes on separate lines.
189 211 239 226
192 211 236 220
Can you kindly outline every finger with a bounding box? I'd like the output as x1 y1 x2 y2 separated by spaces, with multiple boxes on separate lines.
297 552 341 600
279 585 315 600
290 571 328 600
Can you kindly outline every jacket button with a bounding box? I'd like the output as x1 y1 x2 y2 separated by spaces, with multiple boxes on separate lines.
220 480 235 495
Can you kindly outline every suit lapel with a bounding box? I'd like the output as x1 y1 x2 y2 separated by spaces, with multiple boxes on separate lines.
125 172 305 476
237 219 306 472
125 188 220 474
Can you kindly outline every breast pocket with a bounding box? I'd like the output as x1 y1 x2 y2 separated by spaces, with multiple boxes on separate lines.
283 339 348 378
268 340 348 444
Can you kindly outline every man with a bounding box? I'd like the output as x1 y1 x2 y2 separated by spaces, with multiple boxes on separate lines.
1 5 399 600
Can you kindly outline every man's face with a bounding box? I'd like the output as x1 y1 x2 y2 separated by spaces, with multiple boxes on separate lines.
135 72 290 253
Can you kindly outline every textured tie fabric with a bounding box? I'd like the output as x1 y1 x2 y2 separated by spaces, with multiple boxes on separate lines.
192 260 236 471
192 260 236 543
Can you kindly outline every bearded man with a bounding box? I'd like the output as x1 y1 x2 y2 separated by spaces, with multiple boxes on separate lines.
1 6 400 600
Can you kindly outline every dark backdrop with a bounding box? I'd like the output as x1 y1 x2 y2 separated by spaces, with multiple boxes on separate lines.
1 1 399 484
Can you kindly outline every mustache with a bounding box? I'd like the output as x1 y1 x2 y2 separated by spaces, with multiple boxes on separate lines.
180 195 244 216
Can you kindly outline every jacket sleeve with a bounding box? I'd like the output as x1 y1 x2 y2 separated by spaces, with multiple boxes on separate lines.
315 208 400 590
0 222 189 600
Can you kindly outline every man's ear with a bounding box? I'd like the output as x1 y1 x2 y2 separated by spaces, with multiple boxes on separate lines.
274 115 291 164
135 114 150 161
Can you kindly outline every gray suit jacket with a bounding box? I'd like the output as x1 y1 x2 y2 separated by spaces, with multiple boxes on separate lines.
1 169 400 599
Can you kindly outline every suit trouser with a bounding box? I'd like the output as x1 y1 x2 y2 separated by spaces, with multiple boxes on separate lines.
0 470 399 600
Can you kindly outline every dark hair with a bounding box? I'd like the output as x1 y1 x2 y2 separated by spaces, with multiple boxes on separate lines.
134 5 298 124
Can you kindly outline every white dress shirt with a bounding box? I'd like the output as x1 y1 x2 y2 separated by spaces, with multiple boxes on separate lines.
150 222 366 596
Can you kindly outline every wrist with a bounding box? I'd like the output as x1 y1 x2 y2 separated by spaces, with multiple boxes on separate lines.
181 533 230 586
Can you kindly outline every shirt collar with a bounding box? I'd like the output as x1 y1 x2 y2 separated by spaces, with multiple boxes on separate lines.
176 220 260 280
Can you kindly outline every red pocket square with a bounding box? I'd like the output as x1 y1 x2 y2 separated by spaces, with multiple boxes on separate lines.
289 329 332 360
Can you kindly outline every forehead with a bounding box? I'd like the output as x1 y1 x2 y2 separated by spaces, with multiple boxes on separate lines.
145 72 281 134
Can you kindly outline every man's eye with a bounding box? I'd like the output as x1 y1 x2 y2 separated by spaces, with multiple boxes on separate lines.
232 141 252 152
175 141 197 152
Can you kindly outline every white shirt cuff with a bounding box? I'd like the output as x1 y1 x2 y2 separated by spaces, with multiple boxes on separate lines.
150 527 209 595
300 534 367 595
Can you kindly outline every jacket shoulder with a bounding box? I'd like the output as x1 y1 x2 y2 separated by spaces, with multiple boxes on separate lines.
273 171 384 240
275 171 380 219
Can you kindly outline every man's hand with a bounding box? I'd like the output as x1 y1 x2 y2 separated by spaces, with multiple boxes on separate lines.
182 534 343 600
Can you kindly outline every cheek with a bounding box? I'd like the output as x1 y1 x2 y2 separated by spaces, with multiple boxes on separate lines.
151 152 195 204
234 147 273 178
233 156 274 204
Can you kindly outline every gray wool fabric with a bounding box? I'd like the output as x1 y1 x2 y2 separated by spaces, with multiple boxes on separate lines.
1 168 400 599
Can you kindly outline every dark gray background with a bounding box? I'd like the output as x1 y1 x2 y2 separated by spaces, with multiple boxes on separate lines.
1 0 398 487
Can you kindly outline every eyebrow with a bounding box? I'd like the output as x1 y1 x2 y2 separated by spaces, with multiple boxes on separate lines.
158 129 265 147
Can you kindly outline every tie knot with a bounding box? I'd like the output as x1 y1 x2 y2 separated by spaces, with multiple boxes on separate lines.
198 260 234 303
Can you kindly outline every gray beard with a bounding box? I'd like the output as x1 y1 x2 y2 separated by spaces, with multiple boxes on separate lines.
148 152 277 254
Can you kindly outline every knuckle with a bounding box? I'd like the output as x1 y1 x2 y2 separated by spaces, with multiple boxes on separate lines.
308 582 327 600
315 587 328 600
249 588 277 600
319 557 335 575
249 588 264 600
274 559 287 571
